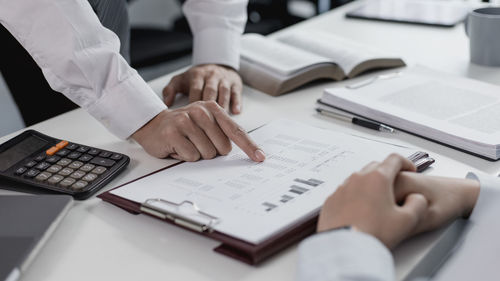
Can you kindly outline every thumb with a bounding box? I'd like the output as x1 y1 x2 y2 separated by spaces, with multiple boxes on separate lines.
399 193 428 234
382 193 428 249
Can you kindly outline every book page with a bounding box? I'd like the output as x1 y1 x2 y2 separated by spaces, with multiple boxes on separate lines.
241 34 331 76
322 66 500 158
277 30 399 75
111 119 414 244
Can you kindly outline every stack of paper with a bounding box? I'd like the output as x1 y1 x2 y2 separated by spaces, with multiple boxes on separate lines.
320 66 500 160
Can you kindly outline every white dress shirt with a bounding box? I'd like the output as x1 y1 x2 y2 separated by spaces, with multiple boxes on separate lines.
296 173 500 281
0 0 247 139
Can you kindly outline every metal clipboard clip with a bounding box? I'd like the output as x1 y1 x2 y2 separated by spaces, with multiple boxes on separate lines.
408 151 435 173
140 199 220 233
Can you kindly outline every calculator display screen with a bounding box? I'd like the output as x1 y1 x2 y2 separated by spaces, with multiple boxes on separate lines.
0 135 48 172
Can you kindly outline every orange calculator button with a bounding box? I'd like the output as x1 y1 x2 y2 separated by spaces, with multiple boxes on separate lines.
46 146 59 156
56 140 68 149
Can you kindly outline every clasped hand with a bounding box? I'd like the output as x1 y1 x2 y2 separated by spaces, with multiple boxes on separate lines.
318 154 480 249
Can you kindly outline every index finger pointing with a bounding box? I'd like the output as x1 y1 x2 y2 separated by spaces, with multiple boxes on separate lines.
206 102 265 162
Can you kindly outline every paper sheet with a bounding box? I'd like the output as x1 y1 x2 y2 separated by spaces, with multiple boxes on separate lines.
111 119 414 244
322 66 500 159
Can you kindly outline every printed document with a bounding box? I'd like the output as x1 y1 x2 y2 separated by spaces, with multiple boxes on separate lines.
111 119 414 244
321 66 500 159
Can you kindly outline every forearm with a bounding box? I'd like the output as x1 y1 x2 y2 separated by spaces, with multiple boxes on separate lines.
183 0 248 70
0 0 166 139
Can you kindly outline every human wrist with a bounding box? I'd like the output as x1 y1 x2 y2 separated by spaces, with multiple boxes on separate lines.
131 110 167 144
461 178 480 218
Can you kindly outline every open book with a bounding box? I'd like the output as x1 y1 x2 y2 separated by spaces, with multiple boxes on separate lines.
240 30 405 96
320 66 500 160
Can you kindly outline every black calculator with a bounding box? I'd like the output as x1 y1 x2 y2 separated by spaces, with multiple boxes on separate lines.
0 130 129 200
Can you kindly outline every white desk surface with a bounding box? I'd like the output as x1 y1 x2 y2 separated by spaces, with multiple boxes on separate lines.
3 1 500 281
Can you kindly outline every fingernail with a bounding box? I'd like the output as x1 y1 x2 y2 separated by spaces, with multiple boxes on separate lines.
254 149 266 162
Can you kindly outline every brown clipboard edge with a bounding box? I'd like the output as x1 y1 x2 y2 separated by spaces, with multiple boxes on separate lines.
97 160 319 265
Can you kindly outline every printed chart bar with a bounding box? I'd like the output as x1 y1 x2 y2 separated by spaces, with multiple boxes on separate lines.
294 178 324 187
289 185 308 195
263 202 278 212
280 195 294 203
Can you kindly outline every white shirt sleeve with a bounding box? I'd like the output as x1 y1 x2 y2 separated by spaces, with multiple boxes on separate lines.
432 172 500 281
296 172 500 281
0 0 166 139
183 0 248 70
296 229 395 281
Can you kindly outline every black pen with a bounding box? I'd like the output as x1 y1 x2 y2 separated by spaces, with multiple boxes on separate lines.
316 107 395 133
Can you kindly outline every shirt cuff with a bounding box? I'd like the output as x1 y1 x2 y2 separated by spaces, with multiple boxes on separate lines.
86 72 167 139
465 172 500 221
192 28 241 70
296 229 395 281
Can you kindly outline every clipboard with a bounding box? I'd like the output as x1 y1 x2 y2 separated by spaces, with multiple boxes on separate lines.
98 151 434 265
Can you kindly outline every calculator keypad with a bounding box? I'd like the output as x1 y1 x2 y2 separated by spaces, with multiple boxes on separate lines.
90 157 115 167
11 140 125 195
78 154 93 162
46 155 61 164
25 169 40 178
82 173 97 182
60 178 76 188
110 154 123 161
80 164 95 172
57 158 71 166
92 166 107 175
56 149 70 157
72 180 88 190
58 168 74 176
25 161 37 168
35 172 52 181
67 152 81 160
34 154 46 162
47 165 62 173
65 143 79 150
70 170 86 179
99 151 112 158
35 162 50 170
76 146 90 153
68 161 84 169
47 174 64 184
15 167 27 175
